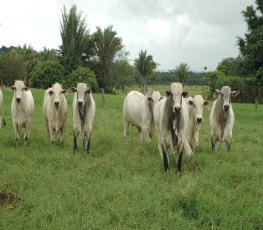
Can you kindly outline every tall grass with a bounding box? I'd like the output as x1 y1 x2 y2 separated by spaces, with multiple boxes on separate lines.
0 86 262 229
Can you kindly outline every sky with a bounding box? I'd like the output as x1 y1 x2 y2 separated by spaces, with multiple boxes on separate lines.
0 0 255 71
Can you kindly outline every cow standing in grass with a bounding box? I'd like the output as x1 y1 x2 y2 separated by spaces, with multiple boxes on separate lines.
209 86 239 151
153 83 188 173
10 80 34 143
184 95 209 155
43 83 67 143
123 90 161 143
68 83 96 153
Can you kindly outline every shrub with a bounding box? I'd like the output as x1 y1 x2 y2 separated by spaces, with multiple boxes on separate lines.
29 61 63 88
63 67 98 91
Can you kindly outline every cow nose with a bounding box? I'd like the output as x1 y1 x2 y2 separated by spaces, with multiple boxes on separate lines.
78 101 83 106
224 105 229 111
197 118 203 123
174 107 181 113
16 98 21 103
54 101 59 108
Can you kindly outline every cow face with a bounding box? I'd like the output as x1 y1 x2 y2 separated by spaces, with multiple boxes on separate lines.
166 83 188 114
48 83 67 109
216 86 239 112
188 95 209 124
69 83 91 109
10 80 29 104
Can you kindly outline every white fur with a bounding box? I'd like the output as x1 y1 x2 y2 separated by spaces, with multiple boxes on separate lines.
123 90 160 143
10 81 34 142
71 83 95 152
43 83 67 143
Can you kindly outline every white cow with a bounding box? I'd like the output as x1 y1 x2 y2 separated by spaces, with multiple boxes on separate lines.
0 88 6 128
184 95 209 155
10 80 34 143
68 83 96 153
123 90 161 143
153 83 189 173
210 86 239 151
43 83 67 143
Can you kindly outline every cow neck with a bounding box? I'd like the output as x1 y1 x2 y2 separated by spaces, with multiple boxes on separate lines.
77 92 91 130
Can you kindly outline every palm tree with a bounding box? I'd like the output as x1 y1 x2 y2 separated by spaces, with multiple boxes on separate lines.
92 25 123 91
134 50 157 92
60 4 89 74
175 63 190 85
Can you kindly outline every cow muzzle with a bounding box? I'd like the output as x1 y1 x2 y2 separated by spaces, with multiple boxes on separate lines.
224 105 229 112
197 117 203 123
54 101 59 109
16 97 21 104
174 107 181 113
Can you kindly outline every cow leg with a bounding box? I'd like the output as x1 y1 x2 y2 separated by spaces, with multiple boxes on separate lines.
24 119 31 143
73 129 78 152
84 127 92 154
123 119 129 143
161 144 169 171
48 123 54 143
177 148 183 176
211 136 216 151
226 138 232 152
45 118 50 138
60 123 66 143
12 120 20 142
142 127 151 143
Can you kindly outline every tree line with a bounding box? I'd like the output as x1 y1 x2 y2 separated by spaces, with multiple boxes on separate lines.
0 1 263 101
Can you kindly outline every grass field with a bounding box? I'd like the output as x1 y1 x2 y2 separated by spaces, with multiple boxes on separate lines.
0 86 262 229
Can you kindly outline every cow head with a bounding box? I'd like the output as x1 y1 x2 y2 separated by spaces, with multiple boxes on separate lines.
68 83 91 109
10 80 29 104
216 86 239 112
166 82 188 115
48 83 67 109
188 95 209 124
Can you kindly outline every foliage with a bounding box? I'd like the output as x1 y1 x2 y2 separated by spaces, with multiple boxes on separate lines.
134 50 157 91
63 67 98 91
92 25 123 92
202 71 225 99
29 61 64 89
39 47 59 62
0 87 263 229
216 56 247 76
0 52 27 86
59 4 90 74
237 0 263 79
174 62 190 85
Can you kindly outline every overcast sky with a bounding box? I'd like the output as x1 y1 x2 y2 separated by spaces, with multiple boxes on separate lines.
0 0 255 71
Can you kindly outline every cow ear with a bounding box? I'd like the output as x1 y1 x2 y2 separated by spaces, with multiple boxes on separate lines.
215 89 221 94
48 90 54 96
182 91 188 98
10 86 16 91
231 90 240 97
165 90 172 96
203 101 209 106
61 89 67 94
68 87 77 93
23 87 29 91
86 88 91 94
188 100 195 107
147 96 153 102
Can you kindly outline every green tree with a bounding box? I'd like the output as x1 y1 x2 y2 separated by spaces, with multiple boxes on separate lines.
173 63 190 85
63 67 98 91
39 47 59 62
202 71 225 99
0 52 27 86
29 61 64 89
60 4 90 74
134 50 157 92
217 56 247 76
92 25 123 92
237 0 263 80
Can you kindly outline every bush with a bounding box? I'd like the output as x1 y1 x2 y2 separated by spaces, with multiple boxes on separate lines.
63 67 98 91
29 61 64 89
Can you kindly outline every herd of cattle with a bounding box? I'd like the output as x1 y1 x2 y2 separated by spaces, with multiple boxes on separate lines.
0 81 239 173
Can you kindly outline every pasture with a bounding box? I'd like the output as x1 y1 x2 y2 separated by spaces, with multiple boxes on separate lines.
0 86 262 229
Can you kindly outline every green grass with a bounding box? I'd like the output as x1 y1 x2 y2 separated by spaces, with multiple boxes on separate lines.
0 86 262 229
